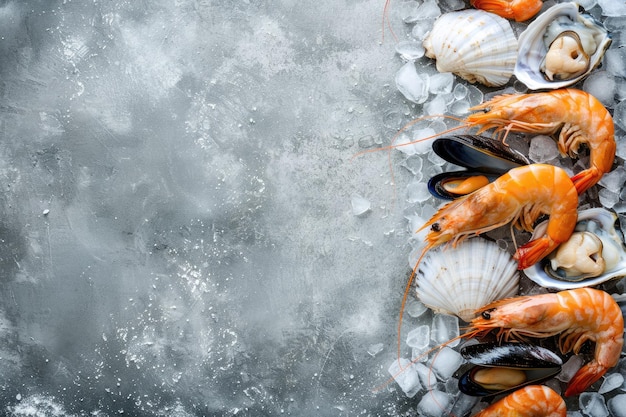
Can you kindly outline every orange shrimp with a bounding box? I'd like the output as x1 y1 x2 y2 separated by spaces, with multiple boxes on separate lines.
472 385 566 417
466 88 615 195
417 163 578 270
469 288 624 397
470 0 543 22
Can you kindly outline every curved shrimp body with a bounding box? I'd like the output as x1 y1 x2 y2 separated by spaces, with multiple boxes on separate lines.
470 0 543 22
417 163 578 270
472 385 566 417
466 89 615 195
470 288 624 397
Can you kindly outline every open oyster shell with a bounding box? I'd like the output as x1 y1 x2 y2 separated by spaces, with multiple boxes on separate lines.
515 2 611 90
523 208 626 290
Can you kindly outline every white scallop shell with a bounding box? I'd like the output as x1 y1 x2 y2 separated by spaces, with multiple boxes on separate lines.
523 208 626 290
515 2 612 90
423 10 518 87
416 238 519 323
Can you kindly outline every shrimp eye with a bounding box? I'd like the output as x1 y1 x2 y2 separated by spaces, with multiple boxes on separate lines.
482 309 494 319
431 222 441 232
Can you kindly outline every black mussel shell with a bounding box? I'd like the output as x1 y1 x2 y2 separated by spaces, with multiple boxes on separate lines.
428 171 499 200
429 135 529 199
458 342 562 397
432 135 529 173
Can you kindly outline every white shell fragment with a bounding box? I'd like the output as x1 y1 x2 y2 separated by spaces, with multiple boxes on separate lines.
416 238 519 322
423 10 518 87
524 208 626 290
515 2 612 90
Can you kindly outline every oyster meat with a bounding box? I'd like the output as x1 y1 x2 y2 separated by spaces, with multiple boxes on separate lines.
515 2 611 90
423 10 518 87
523 208 626 290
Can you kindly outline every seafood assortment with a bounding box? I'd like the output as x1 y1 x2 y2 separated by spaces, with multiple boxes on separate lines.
525 208 626 290
466 88 615 195
423 10 518 87
515 2 612 90
417 163 578 270
379 1 626 415
468 288 624 397
415 238 519 322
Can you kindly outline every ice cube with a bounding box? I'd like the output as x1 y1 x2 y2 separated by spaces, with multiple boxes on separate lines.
583 71 616 107
416 362 438 390
406 298 428 318
597 0 626 16
417 390 452 417
388 358 422 398
599 188 619 209
598 166 626 193
395 62 430 104
556 355 584 382
414 0 442 20
400 155 424 177
528 135 560 163
613 98 626 132
599 372 624 394
577 0 598 10
428 73 454 95
608 394 626 417
424 95 447 116
395 40 425 61
579 392 609 417
351 194 371 216
430 346 463 379
439 0 466 11
406 325 430 349
450 99 470 116
406 181 431 203
603 48 626 78
451 393 480 417
431 313 460 347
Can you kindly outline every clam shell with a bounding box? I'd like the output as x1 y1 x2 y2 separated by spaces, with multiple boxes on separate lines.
515 2 612 90
423 10 518 87
523 208 626 290
416 238 519 322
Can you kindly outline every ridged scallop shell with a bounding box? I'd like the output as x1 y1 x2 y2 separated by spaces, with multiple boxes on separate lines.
515 2 611 90
416 238 519 322
423 10 518 87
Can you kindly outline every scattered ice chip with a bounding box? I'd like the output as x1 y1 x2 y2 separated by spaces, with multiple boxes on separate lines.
412 20 434 41
451 393 480 417
428 73 454 95
416 362 438 390
400 155 424 177
351 194 371 216
597 0 626 16
450 99 470 116
439 0 466 11
406 298 428 318
388 358 421 398
406 325 430 349
528 135 559 163
395 62 430 104
453 84 467 100
424 95 447 116
598 372 624 394
577 0 598 11
430 346 463 379
598 166 626 193
599 188 619 209
395 40 425 61
414 0 442 20
556 355 583 382
406 181 431 204
367 343 384 357
608 394 626 417
466 85 484 108
579 392 609 417
431 313 459 347
417 389 452 417
613 99 626 132
582 71 616 107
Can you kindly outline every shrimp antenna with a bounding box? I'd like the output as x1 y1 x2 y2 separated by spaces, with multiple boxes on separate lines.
382 0 398 43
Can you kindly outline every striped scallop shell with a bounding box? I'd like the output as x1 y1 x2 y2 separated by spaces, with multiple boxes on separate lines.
416 238 519 322
423 10 518 87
